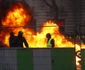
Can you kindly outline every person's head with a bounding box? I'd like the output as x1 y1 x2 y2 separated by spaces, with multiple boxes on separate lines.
18 31 23 37
10 32 14 37
46 33 51 39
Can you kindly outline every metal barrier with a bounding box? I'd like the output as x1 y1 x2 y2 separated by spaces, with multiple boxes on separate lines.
81 49 85 70
0 48 76 70
51 48 76 70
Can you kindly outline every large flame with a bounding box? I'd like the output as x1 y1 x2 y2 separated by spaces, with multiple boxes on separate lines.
0 2 84 50
2 2 31 26
1 2 84 49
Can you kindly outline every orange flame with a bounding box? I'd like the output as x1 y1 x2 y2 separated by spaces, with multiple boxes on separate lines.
2 2 31 26
1 2 84 49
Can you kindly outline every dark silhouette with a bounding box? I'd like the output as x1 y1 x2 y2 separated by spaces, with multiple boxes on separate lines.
16 31 29 48
9 32 17 47
46 33 55 48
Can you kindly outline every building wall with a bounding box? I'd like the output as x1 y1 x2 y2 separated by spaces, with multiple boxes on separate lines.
24 0 76 34
81 0 85 34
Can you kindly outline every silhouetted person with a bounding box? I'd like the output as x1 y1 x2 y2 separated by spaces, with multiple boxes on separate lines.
46 33 55 48
16 31 29 48
9 32 16 47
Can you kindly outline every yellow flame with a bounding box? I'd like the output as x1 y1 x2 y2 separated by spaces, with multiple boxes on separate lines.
2 2 31 26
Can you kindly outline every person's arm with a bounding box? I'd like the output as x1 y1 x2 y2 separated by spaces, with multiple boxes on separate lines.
23 37 29 48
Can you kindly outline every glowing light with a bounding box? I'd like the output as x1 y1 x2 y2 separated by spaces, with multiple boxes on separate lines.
2 2 31 26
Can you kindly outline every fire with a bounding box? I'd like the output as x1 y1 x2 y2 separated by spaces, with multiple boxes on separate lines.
1 2 76 48
0 3 84 50
2 18 82 49
1 2 83 49
2 2 31 26
1 2 84 49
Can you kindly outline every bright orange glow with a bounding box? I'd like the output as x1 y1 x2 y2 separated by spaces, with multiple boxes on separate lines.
2 2 31 26
2 19 84 50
